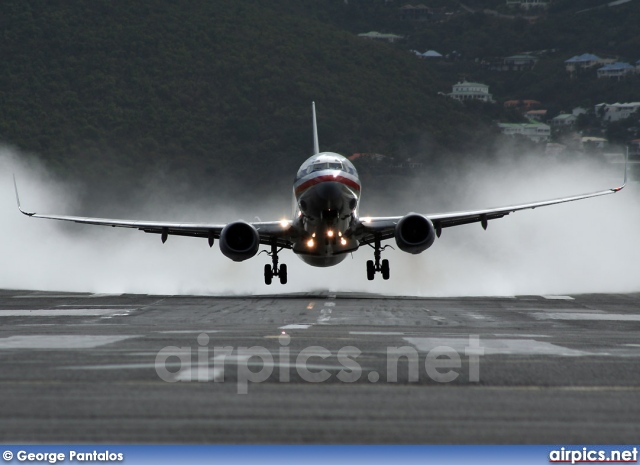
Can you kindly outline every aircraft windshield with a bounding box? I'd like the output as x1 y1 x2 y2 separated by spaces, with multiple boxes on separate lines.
311 162 343 172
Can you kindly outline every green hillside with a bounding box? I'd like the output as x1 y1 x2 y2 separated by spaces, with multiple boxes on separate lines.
3 0 639 205
0 0 499 203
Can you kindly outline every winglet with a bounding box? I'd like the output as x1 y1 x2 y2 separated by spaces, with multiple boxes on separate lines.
612 147 628 192
12 175 35 216
312 101 320 155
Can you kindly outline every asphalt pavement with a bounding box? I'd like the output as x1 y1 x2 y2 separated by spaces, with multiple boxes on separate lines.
0 289 638 443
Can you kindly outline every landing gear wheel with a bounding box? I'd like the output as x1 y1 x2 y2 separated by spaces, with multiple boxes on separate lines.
264 264 273 285
366 260 375 281
366 235 392 281
381 259 390 280
263 241 288 285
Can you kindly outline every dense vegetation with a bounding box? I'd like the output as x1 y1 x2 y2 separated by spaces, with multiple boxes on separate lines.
1 0 638 204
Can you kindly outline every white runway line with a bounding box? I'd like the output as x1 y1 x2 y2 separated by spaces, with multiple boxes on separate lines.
279 324 312 330
0 335 137 349
542 295 575 300
350 331 405 336
533 312 640 321
158 330 222 334
404 337 589 356
0 309 135 316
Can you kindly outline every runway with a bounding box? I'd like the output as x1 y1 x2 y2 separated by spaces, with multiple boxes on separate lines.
0 289 639 443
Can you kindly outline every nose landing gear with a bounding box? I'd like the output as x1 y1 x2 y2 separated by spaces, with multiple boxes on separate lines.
263 241 287 285
366 235 391 281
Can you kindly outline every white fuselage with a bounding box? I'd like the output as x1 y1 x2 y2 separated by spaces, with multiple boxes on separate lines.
291 152 361 267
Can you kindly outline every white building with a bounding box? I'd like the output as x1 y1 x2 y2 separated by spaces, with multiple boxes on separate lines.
498 123 551 142
449 81 494 103
550 113 577 127
594 102 640 122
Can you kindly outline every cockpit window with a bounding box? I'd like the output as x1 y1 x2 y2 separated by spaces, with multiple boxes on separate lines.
311 162 343 172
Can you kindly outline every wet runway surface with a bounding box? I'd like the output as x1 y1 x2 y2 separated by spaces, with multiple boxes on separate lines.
0 289 639 443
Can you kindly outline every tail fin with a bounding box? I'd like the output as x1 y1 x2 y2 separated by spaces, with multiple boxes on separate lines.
312 101 320 155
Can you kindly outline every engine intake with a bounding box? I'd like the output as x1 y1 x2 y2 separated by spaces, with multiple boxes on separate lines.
219 221 260 262
395 213 436 254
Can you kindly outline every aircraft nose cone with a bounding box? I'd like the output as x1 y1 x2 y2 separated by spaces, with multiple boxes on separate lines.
315 182 343 207
299 181 346 217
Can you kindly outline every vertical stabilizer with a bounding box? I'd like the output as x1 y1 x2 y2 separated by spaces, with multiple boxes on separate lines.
312 101 320 155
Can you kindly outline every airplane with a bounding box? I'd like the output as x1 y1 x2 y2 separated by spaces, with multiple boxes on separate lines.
14 103 627 285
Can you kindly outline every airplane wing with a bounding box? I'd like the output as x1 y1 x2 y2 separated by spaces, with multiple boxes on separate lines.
358 169 626 245
13 176 293 248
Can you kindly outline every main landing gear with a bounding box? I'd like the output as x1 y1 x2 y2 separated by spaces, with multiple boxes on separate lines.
366 236 390 281
263 242 287 285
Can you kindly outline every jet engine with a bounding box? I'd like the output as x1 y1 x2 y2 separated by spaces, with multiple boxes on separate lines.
394 213 436 254
219 221 260 262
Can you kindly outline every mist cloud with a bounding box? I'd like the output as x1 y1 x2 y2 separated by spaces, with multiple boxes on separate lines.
0 146 637 297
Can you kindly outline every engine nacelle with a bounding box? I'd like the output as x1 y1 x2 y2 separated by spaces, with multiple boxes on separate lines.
219 221 260 262
395 213 436 254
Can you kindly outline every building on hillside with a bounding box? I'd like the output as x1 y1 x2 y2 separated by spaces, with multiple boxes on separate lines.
498 122 551 142
412 49 443 59
357 31 404 43
503 54 538 71
449 81 494 103
565 53 612 77
597 62 636 80
581 136 607 151
525 109 548 121
594 102 640 122
550 113 577 127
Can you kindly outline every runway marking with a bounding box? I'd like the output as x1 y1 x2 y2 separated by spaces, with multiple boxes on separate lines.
532 312 640 321
173 365 223 382
316 300 335 324
12 295 94 299
57 305 134 307
158 330 222 334
279 324 312 330
493 333 550 338
0 335 137 349
542 295 575 300
0 309 135 316
404 337 589 356
350 331 405 336
467 313 487 320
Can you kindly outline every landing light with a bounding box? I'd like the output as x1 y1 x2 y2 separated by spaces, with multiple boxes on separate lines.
340 238 347 246
327 230 334 237
307 238 315 248
362 217 372 223
280 219 289 228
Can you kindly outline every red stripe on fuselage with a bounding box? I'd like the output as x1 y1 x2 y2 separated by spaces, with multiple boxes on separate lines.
294 174 361 197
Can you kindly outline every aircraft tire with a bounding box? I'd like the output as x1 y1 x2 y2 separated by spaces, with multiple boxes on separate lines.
381 259 390 280
264 264 273 285
366 260 375 281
